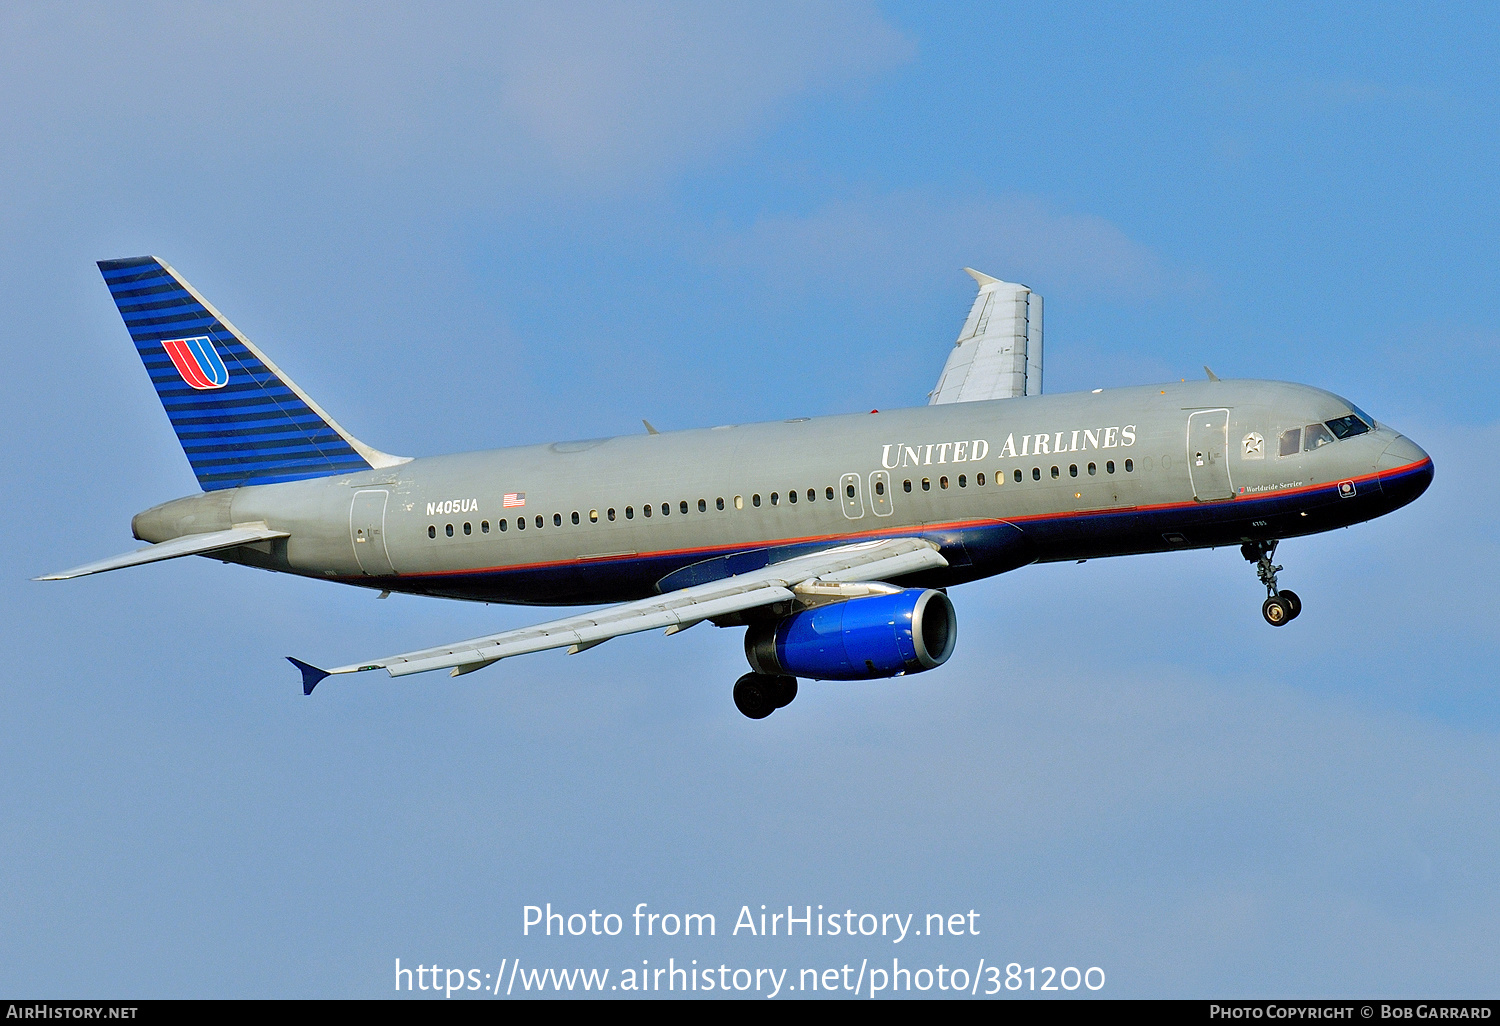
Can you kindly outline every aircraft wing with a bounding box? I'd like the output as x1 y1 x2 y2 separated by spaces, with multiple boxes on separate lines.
929 268 1042 403
35 525 290 580
290 537 948 693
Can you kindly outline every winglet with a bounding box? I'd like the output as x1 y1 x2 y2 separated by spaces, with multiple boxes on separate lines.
963 267 1000 286
1204 365 1221 382
287 657 331 696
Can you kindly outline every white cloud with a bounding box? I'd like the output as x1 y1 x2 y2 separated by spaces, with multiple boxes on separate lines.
493 2 912 180
711 190 1177 302
0 1 910 198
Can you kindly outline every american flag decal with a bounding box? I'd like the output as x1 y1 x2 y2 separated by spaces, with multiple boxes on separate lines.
503 492 526 508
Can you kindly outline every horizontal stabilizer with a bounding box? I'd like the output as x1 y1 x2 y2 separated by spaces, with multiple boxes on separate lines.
35 525 289 580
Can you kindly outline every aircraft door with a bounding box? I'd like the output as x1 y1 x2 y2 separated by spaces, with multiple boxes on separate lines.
868 471 893 516
1187 409 1234 501
839 473 865 519
350 489 396 576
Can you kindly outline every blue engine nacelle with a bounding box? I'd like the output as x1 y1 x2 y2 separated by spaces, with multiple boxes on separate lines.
743 588 957 681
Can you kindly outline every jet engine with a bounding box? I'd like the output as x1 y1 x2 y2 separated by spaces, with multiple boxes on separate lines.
744 588 957 681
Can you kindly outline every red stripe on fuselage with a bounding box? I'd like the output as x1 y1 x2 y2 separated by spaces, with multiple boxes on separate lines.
350 457 1434 583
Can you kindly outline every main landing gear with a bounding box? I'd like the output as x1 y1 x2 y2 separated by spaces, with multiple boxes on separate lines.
733 672 798 719
1242 540 1302 627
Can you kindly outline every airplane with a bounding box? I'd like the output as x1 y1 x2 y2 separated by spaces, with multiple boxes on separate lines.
39 257 1434 719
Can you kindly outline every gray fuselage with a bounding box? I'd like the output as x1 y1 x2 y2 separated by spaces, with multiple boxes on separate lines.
130 379 1433 607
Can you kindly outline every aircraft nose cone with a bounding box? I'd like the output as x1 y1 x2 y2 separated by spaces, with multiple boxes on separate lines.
1376 434 1433 507
1379 434 1429 471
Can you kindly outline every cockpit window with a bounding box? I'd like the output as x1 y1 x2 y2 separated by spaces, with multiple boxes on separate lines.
1279 427 1301 457
1325 414 1371 440
1351 405 1376 430
1303 423 1335 450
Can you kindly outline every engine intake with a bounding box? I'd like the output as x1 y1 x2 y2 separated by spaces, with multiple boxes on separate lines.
745 588 957 681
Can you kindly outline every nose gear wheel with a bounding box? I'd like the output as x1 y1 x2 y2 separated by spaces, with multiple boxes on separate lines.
1243 540 1302 626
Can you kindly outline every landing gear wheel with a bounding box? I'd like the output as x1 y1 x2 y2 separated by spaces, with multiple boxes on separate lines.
1246 540 1301 626
1279 590 1302 621
770 675 798 709
1262 595 1294 627
733 673 777 719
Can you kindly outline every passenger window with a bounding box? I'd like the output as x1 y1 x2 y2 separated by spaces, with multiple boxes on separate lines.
536 515 544 528
770 492 778 506
643 503 651 517
1069 465 1078 477
661 503 669 516
1107 461 1116 474
1279 427 1301 456
1304 423 1335 450
625 507 634 519
1051 466 1059 479
551 513 560 526
977 472 986 486
499 519 508 531
1125 459 1133 472
517 518 525 530
957 475 966 488
788 489 797 503
680 501 689 514
428 525 435 539
698 499 707 512
1088 462 1096 475
940 476 949 489
825 487 834 501
1032 468 1041 481
717 498 725 510
481 521 490 533
571 512 580 525
903 479 912 492
806 489 815 502
608 508 616 521
753 494 761 507
874 480 885 495
446 524 454 537
1014 469 1023 483
922 478 931 491
463 522 471 535
590 509 599 523
735 496 744 509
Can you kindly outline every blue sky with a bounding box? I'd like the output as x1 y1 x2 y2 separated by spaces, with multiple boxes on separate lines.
2 1 1497 997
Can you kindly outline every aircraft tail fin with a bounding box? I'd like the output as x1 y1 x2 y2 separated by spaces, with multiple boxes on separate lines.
97 256 406 491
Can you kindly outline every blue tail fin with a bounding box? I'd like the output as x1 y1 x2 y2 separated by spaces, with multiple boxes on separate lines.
98 256 404 491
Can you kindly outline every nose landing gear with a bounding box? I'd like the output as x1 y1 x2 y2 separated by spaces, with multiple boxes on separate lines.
733 672 799 719
1243 540 1301 626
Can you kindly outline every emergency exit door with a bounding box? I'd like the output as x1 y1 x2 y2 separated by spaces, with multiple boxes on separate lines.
1187 409 1234 501
350 489 396 575
839 473 865 519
